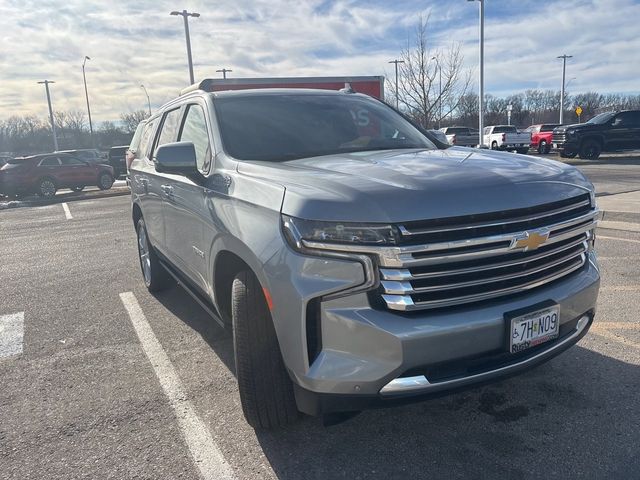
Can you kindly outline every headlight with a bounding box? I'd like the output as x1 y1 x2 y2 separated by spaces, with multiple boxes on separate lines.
566 129 576 136
282 215 399 250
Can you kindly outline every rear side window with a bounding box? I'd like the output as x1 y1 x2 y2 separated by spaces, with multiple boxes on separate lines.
137 120 156 160
39 157 60 166
179 104 212 172
493 126 517 133
60 156 84 165
156 108 182 149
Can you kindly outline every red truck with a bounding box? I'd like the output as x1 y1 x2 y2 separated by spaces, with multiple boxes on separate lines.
525 123 562 154
195 76 385 99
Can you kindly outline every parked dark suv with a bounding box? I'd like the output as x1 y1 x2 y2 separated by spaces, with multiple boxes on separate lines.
0 153 114 197
108 145 129 178
131 80 599 429
553 110 640 159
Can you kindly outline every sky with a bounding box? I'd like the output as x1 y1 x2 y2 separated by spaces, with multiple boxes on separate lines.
1 0 639 123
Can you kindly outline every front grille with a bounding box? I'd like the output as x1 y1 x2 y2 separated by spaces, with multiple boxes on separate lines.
552 132 567 144
377 194 597 311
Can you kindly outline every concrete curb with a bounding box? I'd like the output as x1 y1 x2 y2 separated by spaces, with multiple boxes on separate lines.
0 187 130 211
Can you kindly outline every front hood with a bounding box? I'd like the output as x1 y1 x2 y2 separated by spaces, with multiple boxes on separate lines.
555 123 600 133
238 147 593 222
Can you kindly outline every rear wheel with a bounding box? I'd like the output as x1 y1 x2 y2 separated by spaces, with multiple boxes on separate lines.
98 173 113 190
232 270 299 429
538 140 548 154
38 178 57 198
136 218 172 292
579 139 601 160
491 141 498 150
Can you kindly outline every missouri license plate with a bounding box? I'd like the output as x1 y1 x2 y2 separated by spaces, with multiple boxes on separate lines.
509 305 559 353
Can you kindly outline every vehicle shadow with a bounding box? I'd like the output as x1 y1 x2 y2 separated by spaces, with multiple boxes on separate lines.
151 283 236 374
253 345 639 480
148 287 638 479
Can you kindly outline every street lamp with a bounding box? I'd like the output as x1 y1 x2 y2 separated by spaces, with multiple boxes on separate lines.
431 56 442 129
37 80 59 151
388 59 404 109
82 56 94 139
170 9 200 85
140 84 151 116
557 54 572 124
467 0 484 147
216 68 233 79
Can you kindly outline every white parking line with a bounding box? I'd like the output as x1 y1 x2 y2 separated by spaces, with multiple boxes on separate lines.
119 292 235 480
598 235 640 244
62 202 73 220
0 312 24 358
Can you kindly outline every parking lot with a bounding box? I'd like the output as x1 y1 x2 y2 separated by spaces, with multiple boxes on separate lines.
1 155 639 480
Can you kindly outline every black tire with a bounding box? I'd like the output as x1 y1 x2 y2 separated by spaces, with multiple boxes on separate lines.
579 139 601 160
98 173 114 190
560 150 578 158
232 270 299 429
538 140 547 154
491 141 498 150
71 186 84 192
136 218 172 292
38 178 57 198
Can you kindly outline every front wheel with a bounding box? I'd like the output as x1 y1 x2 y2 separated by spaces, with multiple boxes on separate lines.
538 140 548 154
136 218 172 292
98 173 113 190
579 140 602 160
232 270 299 429
38 178 57 198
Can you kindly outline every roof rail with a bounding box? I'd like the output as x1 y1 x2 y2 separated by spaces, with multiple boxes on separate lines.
179 79 215 96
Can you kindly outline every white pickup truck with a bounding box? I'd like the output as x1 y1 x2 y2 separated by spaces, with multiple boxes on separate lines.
483 125 531 153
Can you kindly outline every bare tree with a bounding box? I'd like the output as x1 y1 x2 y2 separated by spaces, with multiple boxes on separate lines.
120 110 148 134
395 14 473 128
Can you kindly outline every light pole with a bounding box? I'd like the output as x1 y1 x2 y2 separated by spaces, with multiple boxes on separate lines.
82 56 94 139
506 104 513 125
140 84 151 116
170 9 200 85
557 54 572 124
37 80 59 151
431 56 442 129
388 59 404 109
468 0 484 147
216 68 233 79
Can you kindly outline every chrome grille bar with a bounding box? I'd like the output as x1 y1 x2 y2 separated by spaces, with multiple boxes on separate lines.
383 254 587 312
379 234 589 281
381 243 587 295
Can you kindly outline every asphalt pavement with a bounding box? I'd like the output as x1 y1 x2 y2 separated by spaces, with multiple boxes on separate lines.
0 157 639 480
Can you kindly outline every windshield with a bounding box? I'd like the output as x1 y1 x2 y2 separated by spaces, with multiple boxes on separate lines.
214 94 436 161
586 112 615 125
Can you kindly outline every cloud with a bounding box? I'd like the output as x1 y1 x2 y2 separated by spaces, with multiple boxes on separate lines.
0 0 638 123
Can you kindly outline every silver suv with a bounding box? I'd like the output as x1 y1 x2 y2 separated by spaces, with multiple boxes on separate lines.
130 81 600 429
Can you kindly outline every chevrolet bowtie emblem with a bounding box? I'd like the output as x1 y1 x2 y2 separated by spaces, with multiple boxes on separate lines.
513 230 550 251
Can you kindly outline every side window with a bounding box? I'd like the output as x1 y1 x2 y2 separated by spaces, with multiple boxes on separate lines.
155 108 182 151
613 112 639 127
60 156 84 165
179 104 212 172
137 121 156 160
39 156 60 166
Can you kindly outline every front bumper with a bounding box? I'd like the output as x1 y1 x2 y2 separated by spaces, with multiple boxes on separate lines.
289 254 599 415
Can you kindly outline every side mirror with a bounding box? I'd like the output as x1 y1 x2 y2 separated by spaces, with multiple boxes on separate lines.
612 118 622 126
154 141 198 177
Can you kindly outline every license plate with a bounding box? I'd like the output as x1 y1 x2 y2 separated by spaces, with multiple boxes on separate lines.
509 306 559 353
553 143 558 149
